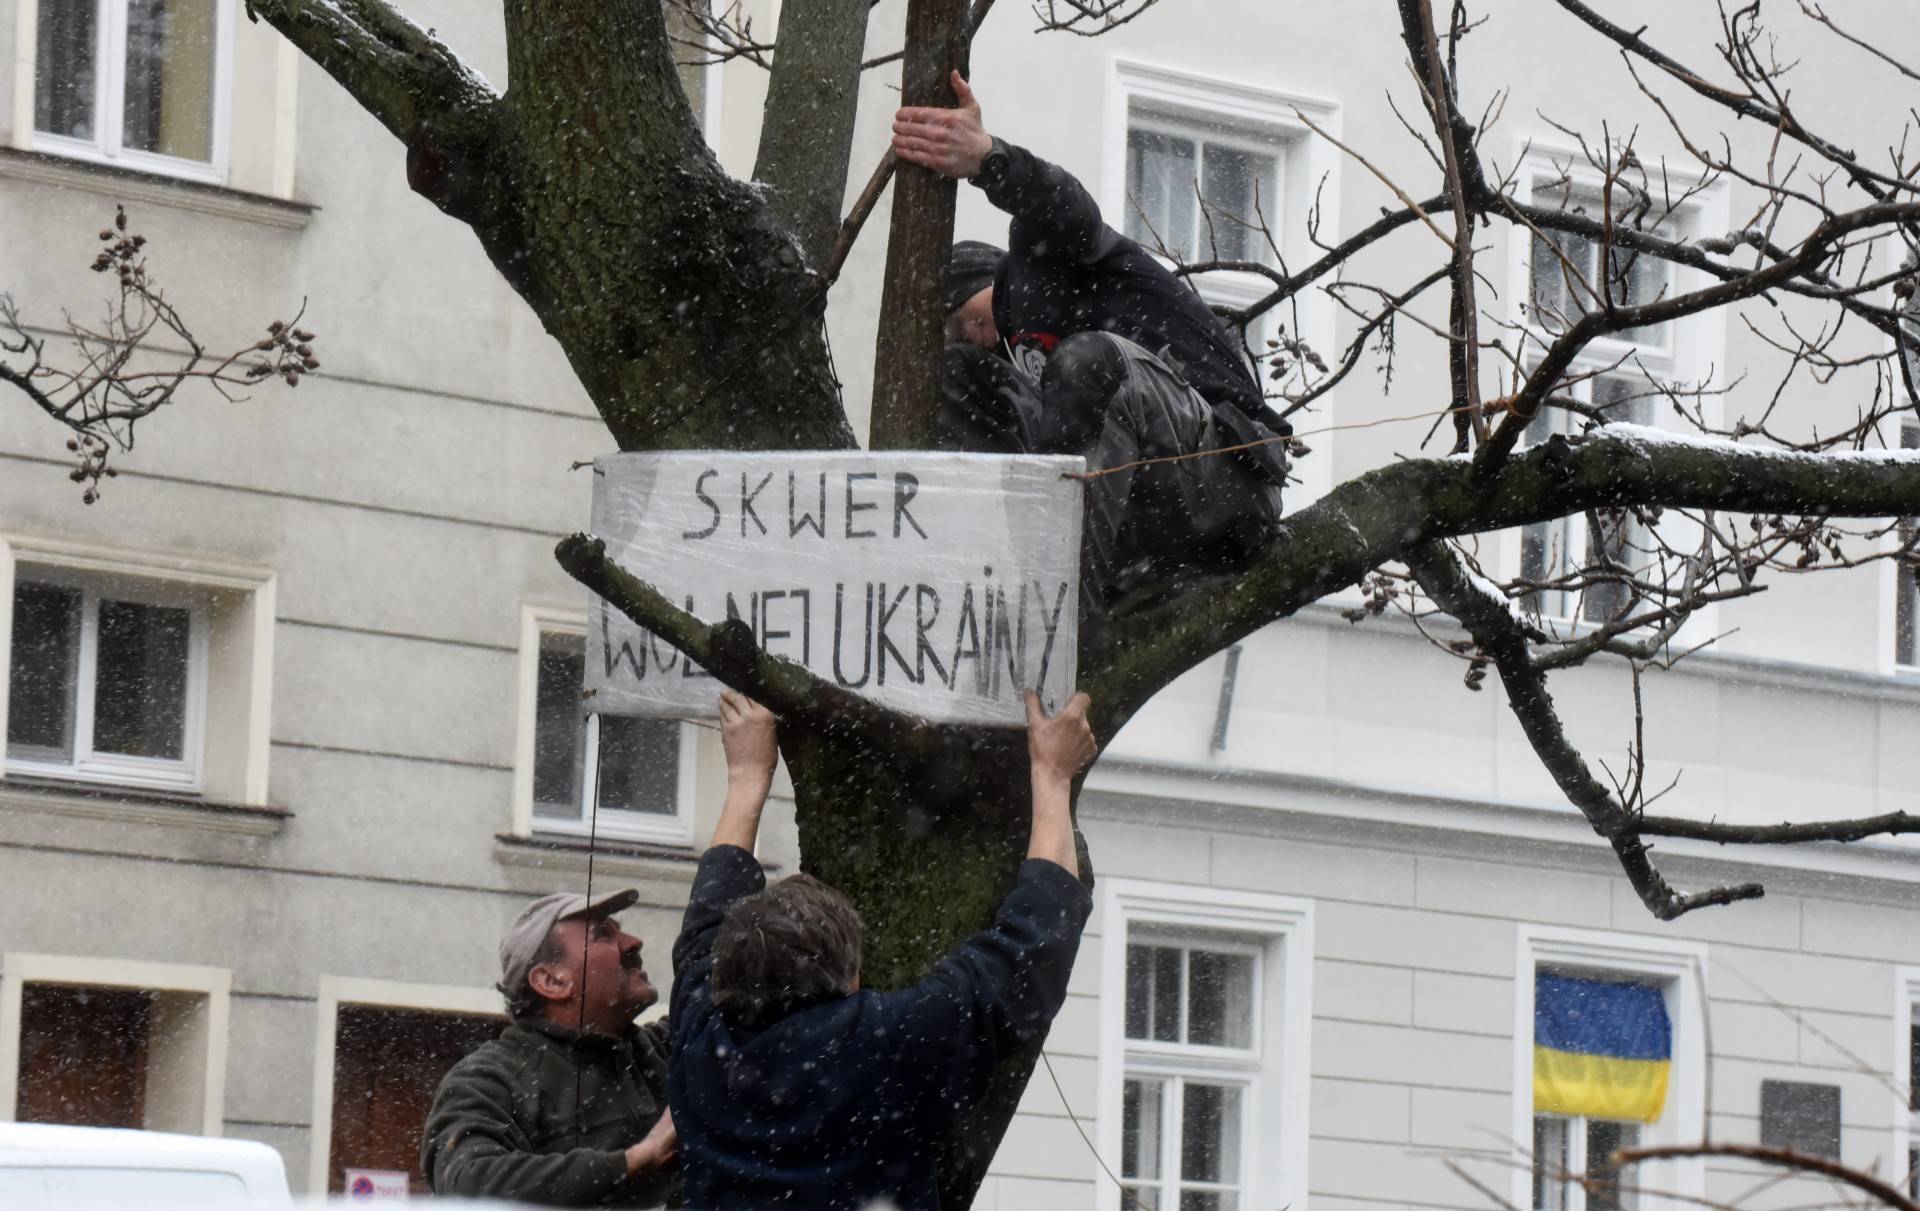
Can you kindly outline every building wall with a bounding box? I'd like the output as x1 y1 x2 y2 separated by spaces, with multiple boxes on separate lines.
0 0 1918 1207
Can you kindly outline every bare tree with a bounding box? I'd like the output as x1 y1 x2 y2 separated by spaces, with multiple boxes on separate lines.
7 1 1920 1200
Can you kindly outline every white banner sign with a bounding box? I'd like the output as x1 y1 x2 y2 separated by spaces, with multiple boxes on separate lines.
586 451 1084 727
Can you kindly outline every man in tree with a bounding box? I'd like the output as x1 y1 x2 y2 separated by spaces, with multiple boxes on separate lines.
896 72 1290 608
421 890 680 1206
667 689 1096 1211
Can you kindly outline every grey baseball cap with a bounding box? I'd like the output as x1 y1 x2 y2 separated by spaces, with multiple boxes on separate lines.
499 888 641 997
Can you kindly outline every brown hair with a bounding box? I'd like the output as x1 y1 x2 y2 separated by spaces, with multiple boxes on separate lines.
712 874 864 1028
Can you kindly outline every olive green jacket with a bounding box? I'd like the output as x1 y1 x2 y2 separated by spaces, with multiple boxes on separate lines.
421 1016 677 1207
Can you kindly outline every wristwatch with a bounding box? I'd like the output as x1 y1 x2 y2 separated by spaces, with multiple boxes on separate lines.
970 137 1010 190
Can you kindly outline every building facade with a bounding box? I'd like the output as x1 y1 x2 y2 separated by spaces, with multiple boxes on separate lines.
1 0 1918 1207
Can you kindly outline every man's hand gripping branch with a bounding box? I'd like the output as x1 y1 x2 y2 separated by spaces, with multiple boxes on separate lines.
892 71 995 181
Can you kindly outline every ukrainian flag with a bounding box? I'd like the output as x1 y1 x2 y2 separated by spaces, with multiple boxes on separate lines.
1533 972 1671 1124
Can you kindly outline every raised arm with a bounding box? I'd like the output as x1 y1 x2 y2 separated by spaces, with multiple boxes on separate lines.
671 692 779 1030
1025 691 1094 876
892 73 1114 263
710 691 778 851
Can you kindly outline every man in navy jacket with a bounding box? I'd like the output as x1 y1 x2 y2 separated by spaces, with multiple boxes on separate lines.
668 690 1096 1211
897 73 1289 610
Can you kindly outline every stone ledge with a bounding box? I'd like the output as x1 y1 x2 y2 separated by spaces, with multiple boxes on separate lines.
0 148 316 230
0 776 291 837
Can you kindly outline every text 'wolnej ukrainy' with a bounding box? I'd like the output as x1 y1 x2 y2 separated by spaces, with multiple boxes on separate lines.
584 452 1084 727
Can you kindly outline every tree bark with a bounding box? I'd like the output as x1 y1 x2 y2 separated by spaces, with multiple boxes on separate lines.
754 0 876 267
867 0 971 450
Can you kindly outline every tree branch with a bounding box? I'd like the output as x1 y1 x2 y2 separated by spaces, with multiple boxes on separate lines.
1615 1143 1920 1211
247 0 496 144
1638 809 1920 846
1545 0 1912 203
1084 426 1920 738
1481 200 1920 470
554 533 919 746
1404 540 1762 920
753 0 876 267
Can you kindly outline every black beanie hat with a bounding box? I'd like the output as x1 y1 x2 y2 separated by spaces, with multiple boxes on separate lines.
948 240 1005 314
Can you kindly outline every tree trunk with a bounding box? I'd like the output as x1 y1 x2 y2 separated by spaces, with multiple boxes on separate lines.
868 0 971 449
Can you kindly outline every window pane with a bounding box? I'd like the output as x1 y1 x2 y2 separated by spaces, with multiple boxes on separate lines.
1125 943 1183 1042
1126 128 1198 262
1530 230 1583 332
1179 1082 1242 1188
16 984 154 1128
1186 949 1253 1047
1533 1115 1570 1211
8 582 83 760
1121 1076 1165 1181
34 0 100 140
595 715 680 815
1586 1119 1640 1211
532 635 588 819
1199 144 1275 263
122 0 217 162
93 598 192 760
1179 1192 1237 1211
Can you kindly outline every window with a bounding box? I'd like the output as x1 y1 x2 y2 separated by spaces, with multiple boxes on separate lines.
1104 62 1342 508
1895 421 1919 669
1120 936 1258 1210
0 539 276 806
0 953 232 1134
327 1004 503 1194
1124 121 1280 267
1530 972 1666 1211
1528 184 1677 353
514 608 694 846
7 567 208 790
1506 157 1724 634
31 0 232 181
1097 881 1311 1211
1518 375 1656 624
308 977 504 1195
1892 970 1920 1199
1515 929 1705 1211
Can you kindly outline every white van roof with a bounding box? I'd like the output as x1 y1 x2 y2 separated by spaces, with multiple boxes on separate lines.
0 1122 290 1203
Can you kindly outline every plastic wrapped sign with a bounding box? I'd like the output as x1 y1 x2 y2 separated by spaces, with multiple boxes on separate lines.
585 451 1084 727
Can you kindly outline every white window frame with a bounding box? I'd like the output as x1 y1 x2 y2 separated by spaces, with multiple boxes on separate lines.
0 535 275 803
306 975 503 1196
1498 144 1729 638
1512 925 1708 1211
17 0 237 184
1095 879 1312 1211
5 564 211 790
511 604 697 847
0 951 232 1134
1891 967 1920 1199
1104 59 1342 509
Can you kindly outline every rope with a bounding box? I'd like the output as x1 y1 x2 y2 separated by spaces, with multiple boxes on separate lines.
1040 1048 1154 1211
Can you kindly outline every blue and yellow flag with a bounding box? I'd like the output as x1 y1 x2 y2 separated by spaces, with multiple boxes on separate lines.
1533 972 1671 1123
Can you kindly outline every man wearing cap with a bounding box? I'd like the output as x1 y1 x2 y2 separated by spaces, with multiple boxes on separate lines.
897 72 1289 611
420 888 679 1206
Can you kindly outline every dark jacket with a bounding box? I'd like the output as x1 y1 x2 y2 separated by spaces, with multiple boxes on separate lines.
421 1015 677 1207
977 138 1293 475
668 845 1093 1211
